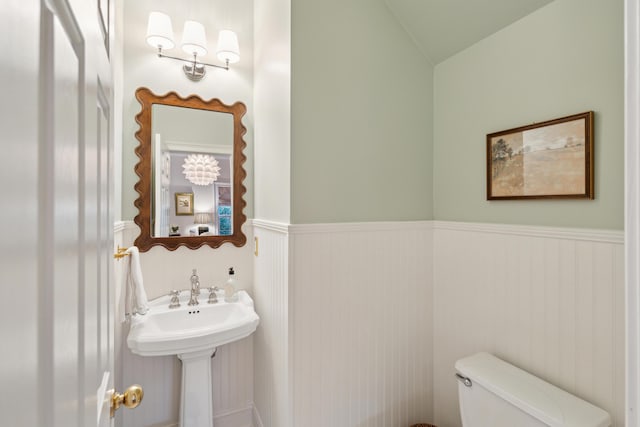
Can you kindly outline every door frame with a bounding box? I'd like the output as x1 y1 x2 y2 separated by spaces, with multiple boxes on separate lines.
626 0 640 426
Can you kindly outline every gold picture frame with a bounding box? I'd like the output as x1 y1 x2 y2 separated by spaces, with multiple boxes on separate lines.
175 192 194 216
487 111 594 200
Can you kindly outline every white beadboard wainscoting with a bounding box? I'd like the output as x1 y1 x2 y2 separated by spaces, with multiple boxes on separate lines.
253 220 291 427
253 220 434 427
119 334 255 427
115 219 625 427
432 221 625 427
114 221 256 427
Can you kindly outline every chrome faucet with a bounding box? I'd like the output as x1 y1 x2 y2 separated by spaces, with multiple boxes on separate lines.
188 269 200 306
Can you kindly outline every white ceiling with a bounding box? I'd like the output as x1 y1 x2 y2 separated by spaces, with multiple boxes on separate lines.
384 0 555 64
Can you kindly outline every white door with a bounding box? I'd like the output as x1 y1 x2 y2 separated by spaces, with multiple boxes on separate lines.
0 0 117 426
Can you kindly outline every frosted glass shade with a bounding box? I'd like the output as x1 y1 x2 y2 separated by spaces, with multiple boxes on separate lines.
181 21 208 57
146 12 175 50
216 30 240 64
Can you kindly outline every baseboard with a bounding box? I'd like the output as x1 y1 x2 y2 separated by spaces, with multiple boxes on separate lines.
252 404 264 427
136 406 254 427
212 405 254 427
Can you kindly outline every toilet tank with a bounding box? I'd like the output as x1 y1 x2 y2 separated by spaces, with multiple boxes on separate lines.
455 353 611 427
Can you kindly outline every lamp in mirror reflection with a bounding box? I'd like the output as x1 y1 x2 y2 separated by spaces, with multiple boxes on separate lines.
182 154 221 186
194 212 214 225
146 11 240 82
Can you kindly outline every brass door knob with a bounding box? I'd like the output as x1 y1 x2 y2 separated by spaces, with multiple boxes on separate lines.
110 384 143 418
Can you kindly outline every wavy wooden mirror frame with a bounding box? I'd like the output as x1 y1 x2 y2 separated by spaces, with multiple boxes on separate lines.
133 87 247 251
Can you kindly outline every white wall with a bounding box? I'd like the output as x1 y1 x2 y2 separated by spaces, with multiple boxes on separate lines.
121 0 254 221
252 222 291 427
115 221 255 427
252 0 292 424
253 221 434 427
253 0 291 224
118 0 256 291
289 222 434 426
433 222 625 427
118 2 256 423
251 220 624 427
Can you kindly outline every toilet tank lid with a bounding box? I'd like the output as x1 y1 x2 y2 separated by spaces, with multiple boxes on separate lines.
455 353 611 427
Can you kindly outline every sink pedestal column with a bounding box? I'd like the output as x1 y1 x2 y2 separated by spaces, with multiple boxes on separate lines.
178 348 216 427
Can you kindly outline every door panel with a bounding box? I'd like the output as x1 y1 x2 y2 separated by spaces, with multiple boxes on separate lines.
0 0 114 426
97 78 112 390
0 1 40 426
52 13 81 426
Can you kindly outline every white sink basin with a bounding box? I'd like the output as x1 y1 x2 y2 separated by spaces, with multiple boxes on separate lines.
127 289 259 356
127 289 259 427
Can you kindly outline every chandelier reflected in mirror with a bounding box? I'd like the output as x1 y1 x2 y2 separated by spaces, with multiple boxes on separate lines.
182 154 221 186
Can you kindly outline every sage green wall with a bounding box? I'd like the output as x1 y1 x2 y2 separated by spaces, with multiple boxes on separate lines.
433 0 623 229
290 0 433 224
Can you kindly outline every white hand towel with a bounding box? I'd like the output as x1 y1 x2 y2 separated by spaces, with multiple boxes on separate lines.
123 246 149 320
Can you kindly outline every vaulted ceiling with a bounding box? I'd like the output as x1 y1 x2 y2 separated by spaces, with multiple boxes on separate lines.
384 0 555 64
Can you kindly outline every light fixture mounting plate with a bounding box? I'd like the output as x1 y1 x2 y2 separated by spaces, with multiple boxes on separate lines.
183 63 206 81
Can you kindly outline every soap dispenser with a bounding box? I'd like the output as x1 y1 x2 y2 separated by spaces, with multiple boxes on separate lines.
224 267 238 302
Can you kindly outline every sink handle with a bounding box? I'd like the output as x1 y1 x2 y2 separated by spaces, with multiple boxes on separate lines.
208 286 220 304
169 290 181 309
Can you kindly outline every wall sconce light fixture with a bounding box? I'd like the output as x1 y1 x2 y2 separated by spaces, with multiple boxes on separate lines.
146 11 240 82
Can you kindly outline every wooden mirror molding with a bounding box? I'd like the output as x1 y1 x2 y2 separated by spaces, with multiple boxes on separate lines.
133 87 247 251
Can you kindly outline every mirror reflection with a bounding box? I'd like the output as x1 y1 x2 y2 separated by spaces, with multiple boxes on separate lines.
133 87 247 251
151 105 234 237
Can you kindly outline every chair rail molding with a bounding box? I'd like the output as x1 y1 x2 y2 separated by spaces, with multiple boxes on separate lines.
432 221 623 244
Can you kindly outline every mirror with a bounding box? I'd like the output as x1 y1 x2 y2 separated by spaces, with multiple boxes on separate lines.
133 87 247 251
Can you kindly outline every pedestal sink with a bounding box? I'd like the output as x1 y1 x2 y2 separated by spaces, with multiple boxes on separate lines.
127 290 259 427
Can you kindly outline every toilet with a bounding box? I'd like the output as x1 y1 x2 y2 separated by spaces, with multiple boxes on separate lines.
455 352 611 427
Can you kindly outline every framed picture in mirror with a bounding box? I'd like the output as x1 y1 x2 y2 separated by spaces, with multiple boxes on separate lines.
175 192 194 216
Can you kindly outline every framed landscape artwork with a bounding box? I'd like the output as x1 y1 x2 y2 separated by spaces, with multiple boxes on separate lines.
486 111 594 200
